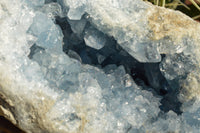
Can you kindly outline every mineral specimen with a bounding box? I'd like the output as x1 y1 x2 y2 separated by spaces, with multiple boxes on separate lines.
0 0 200 132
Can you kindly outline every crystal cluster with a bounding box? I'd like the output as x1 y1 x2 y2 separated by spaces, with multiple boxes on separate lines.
0 0 200 132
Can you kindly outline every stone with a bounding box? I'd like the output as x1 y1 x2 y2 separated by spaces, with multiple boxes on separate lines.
1 0 200 132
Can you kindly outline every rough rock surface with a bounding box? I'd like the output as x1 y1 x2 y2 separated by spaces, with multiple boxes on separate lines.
0 0 200 133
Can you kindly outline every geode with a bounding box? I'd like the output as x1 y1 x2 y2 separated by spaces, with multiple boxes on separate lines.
0 0 200 132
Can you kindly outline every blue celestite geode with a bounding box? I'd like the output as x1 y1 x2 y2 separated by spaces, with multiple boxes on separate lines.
0 0 200 132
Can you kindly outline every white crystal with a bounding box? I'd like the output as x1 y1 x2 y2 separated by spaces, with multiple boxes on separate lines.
84 26 107 50
28 12 63 52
